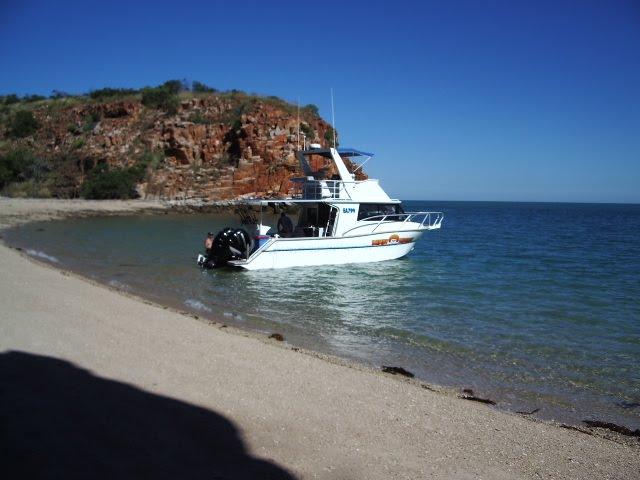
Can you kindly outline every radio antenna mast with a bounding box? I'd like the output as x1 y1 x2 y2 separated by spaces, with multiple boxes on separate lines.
330 88 336 148
296 97 300 150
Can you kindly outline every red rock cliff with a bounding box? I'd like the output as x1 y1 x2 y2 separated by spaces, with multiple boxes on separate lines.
1 92 367 200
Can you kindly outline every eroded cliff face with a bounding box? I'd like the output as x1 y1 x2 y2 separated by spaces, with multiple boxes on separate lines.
3 93 367 200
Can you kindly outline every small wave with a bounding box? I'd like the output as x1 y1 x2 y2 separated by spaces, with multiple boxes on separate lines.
26 249 59 263
185 299 212 313
108 279 131 291
223 311 244 321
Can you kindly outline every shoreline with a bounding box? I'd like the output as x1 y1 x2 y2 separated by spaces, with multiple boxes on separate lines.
7 235 639 439
1 198 638 478
3 199 637 431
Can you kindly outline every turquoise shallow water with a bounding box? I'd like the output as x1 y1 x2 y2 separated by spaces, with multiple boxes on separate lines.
5 201 640 428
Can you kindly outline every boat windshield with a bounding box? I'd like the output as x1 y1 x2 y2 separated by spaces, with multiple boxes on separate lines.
357 204 405 221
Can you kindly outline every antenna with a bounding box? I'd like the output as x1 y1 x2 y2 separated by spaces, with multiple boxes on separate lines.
296 98 300 150
330 88 336 148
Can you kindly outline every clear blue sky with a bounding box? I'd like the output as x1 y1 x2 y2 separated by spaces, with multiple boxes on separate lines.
1 0 639 203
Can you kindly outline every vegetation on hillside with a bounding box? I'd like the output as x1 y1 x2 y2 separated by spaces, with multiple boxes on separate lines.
8 110 40 138
324 126 338 147
80 149 164 199
0 149 49 188
1 79 319 119
89 88 138 100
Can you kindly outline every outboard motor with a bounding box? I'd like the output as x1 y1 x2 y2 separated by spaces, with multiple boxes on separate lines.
198 228 253 269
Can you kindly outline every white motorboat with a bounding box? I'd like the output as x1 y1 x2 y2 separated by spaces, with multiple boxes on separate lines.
198 146 443 270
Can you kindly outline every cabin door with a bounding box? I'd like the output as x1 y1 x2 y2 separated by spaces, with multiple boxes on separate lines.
325 205 338 237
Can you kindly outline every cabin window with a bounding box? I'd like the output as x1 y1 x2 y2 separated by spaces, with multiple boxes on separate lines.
357 204 404 221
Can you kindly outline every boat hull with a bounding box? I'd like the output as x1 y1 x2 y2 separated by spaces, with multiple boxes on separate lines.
229 230 424 270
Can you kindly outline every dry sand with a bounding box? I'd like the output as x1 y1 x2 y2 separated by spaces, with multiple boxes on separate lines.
0 198 638 479
0 197 169 228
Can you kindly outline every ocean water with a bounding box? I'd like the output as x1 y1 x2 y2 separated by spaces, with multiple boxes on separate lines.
5 201 640 428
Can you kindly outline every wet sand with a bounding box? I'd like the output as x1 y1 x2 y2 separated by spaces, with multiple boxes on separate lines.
0 198 638 479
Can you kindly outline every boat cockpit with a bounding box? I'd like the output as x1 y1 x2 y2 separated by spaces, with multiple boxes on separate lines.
237 199 408 241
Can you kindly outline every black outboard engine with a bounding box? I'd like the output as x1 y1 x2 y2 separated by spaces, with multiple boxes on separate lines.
199 228 253 269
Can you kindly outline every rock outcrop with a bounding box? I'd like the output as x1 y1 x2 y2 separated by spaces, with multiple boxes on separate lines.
1 93 367 200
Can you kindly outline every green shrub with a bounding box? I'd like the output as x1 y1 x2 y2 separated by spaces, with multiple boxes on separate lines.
192 81 216 93
303 104 319 116
22 94 46 103
162 79 186 95
324 127 338 147
89 87 138 100
1 93 46 105
81 165 139 199
0 149 49 187
71 138 85 150
3 94 20 105
21 155 50 182
50 90 71 99
0 151 20 187
299 122 314 140
2 179 52 198
129 149 164 180
141 86 179 114
81 149 163 199
8 110 40 137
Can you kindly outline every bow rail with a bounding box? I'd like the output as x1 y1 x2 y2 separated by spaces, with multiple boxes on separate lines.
342 211 444 236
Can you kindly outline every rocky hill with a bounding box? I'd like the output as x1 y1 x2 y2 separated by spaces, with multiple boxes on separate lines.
0 82 366 200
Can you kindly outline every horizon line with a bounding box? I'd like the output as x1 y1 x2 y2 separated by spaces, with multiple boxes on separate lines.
401 198 640 206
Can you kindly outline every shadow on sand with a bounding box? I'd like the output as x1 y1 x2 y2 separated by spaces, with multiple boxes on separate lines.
0 351 295 479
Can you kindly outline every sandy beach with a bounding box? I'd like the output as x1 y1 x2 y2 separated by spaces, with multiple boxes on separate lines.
0 198 638 479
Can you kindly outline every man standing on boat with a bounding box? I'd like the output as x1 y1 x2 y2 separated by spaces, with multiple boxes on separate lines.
277 212 294 237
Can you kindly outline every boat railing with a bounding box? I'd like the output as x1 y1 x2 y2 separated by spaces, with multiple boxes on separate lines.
290 178 355 200
343 211 444 235
245 236 276 262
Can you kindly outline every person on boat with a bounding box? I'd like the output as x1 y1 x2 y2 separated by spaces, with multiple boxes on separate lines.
204 232 214 255
277 212 294 237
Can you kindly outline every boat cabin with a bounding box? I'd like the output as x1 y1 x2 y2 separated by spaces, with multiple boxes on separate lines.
238 146 410 239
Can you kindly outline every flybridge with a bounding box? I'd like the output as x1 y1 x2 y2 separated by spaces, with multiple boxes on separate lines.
297 147 373 180
293 147 393 203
